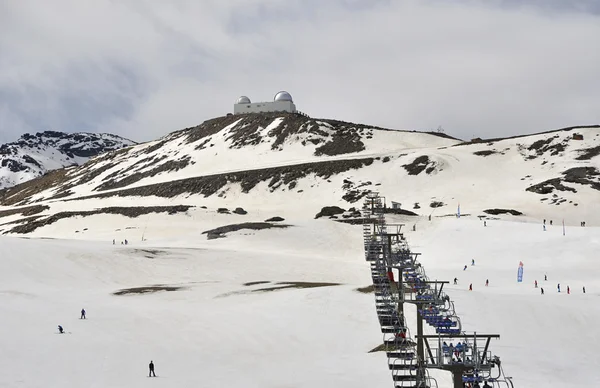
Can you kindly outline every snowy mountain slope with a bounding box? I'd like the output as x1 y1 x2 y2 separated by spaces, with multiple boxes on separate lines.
0 131 135 189
1 211 599 388
0 113 458 205
0 116 597 235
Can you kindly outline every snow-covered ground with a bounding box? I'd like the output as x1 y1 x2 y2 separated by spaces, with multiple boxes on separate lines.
1 212 598 388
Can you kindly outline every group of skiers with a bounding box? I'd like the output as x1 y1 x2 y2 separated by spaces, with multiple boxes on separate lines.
57 308 157 377
57 308 86 333
457 264 588 295
113 239 128 245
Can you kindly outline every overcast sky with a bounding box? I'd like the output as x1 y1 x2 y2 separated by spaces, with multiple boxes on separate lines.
0 0 599 143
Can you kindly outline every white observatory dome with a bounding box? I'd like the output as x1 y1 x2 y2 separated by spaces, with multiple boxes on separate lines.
236 96 251 104
273 91 293 102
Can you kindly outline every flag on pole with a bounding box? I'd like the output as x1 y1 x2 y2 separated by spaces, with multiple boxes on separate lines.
517 261 524 282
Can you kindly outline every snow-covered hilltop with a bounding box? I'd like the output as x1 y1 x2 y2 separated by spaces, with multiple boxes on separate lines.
0 131 135 189
0 113 598 236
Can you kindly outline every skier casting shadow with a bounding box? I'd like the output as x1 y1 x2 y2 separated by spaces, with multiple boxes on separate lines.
149 360 156 377
80 308 86 319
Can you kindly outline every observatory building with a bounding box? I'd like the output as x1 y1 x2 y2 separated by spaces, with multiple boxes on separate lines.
234 91 297 114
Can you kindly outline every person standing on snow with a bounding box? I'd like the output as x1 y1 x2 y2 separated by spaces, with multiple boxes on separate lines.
534 280 538 288
567 286 570 295
583 286 586 294
149 360 156 377
545 274 548 281
469 284 473 291
485 279 489 287
454 277 458 285
80 308 86 319
541 287 544 295
557 284 560 293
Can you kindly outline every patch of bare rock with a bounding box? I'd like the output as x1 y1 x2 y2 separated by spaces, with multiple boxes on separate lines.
2 205 192 234
202 222 289 240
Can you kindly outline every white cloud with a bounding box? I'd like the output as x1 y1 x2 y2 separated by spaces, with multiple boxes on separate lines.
0 0 598 143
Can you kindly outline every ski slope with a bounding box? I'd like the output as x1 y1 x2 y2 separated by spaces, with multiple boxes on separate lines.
1 212 599 388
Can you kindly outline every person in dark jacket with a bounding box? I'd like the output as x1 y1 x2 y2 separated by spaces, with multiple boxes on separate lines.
149 360 156 377
58 325 64 334
80 308 86 319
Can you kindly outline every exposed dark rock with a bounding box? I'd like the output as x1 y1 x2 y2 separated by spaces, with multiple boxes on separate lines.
0 205 49 219
113 285 185 295
403 155 435 175
526 178 577 194
315 206 345 219
383 208 419 216
217 208 230 214
202 222 289 239
430 201 444 208
4 205 192 234
575 146 600 160
483 209 523 216
233 207 247 215
473 150 497 157
265 216 285 222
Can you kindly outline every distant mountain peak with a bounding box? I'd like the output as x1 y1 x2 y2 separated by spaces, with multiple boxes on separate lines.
0 131 135 189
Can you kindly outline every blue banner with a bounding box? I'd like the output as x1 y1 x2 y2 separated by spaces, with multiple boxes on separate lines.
517 264 524 282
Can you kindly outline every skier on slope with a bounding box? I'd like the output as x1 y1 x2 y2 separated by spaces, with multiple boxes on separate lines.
149 360 156 377
583 286 586 294
567 286 570 295
80 308 86 319
545 274 548 281
463 265 468 271
454 277 458 285
557 284 561 293
541 288 544 295
58 325 64 334
485 279 489 287
469 284 473 291
471 259 475 266
534 280 538 288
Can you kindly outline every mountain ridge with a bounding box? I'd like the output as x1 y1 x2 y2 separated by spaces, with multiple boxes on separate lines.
0 130 135 190
0 113 598 236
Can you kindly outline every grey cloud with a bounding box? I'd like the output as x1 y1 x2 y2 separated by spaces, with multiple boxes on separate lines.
0 0 598 143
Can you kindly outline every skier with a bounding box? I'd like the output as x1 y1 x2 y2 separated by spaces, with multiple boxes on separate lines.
463 265 467 271
543 219 546 225
471 259 475 266
534 280 538 288
557 284 560 293
58 325 64 334
541 287 544 295
483 221 487 227
543 225 546 231
545 274 547 281
124 239 128 245
112 239 115 245
469 283 473 291
583 286 586 294
149 360 156 377
550 220 553 225
453 277 458 285
485 279 489 287
80 308 86 319
567 286 570 295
